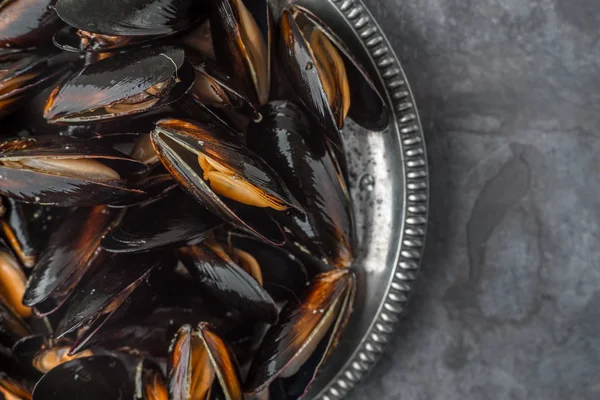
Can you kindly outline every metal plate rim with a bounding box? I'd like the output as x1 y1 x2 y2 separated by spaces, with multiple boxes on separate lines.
309 0 429 398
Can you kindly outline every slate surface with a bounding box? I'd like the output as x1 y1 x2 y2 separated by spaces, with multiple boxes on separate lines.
348 0 600 399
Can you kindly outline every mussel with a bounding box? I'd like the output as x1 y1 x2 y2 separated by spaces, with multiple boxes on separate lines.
0 198 66 268
211 0 272 107
102 188 222 253
0 0 62 49
0 135 146 206
248 101 355 269
179 241 278 324
0 51 71 118
0 373 30 400
31 355 134 400
23 206 116 315
53 0 207 52
54 251 172 354
168 323 243 400
279 6 389 142
151 118 302 244
12 335 93 375
246 269 355 397
44 46 194 123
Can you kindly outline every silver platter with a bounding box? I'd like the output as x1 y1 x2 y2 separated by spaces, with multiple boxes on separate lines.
272 0 429 398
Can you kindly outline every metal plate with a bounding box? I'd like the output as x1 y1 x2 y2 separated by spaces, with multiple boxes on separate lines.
272 0 429 398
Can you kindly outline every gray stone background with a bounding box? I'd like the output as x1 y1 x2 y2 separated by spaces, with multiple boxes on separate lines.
348 0 600 399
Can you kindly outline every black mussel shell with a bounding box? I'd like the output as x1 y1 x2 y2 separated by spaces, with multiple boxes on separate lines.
211 0 271 107
278 10 343 150
0 135 147 206
187 53 260 120
179 243 278 324
23 206 115 314
291 5 389 131
106 173 177 208
54 251 169 340
0 0 63 49
248 101 355 269
245 269 355 396
102 188 222 253
223 232 309 302
44 46 194 124
0 198 66 268
0 51 72 118
168 323 243 400
151 118 301 245
56 0 207 37
32 355 133 400
0 300 31 348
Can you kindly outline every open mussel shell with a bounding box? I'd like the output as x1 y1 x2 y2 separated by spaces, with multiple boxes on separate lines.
23 206 116 315
0 0 63 49
179 242 278 324
290 5 389 131
54 251 170 344
56 0 207 37
245 269 355 396
151 118 301 245
279 8 388 149
32 355 133 400
187 54 260 120
0 198 66 268
0 135 147 206
12 335 93 378
0 52 71 118
102 189 222 253
43 46 194 124
248 101 355 269
211 0 272 107
168 323 243 400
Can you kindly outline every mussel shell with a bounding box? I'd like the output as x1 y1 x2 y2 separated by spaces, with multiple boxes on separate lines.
188 53 260 120
278 10 343 150
0 136 147 206
245 269 355 395
54 251 169 338
55 0 206 37
31 356 133 400
0 198 66 268
23 206 115 313
211 0 271 107
0 300 31 348
247 101 354 269
291 5 389 131
224 233 309 302
179 244 278 324
151 118 300 244
0 52 71 118
102 188 222 253
168 323 243 400
0 0 63 49
43 46 194 124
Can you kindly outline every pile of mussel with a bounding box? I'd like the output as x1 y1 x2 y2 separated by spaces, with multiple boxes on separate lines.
0 0 389 398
